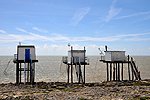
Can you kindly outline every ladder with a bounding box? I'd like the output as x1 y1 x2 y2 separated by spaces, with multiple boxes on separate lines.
74 57 83 83
129 57 141 80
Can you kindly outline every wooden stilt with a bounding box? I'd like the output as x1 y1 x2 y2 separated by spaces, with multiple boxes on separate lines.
121 63 123 81
83 47 85 84
19 63 21 83
67 65 70 83
83 65 85 83
116 63 118 81
118 63 120 81
110 63 112 81
113 63 115 81
30 63 33 84
16 63 19 84
128 55 131 81
71 64 73 83
27 63 29 82
106 63 109 81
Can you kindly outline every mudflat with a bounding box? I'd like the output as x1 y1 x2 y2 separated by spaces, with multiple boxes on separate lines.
0 80 150 100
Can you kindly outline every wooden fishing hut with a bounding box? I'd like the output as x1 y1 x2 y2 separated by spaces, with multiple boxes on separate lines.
62 46 89 84
100 46 141 81
13 45 38 84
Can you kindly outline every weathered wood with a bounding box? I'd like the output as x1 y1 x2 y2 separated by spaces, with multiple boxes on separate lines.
16 63 19 84
67 65 70 83
127 55 131 81
116 63 118 81
110 63 112 81
83 47 85 84
106 63 109 81
121 63 123 81
113 63 115 81
19 63 21 83
118 63 120 81
71 47 73 83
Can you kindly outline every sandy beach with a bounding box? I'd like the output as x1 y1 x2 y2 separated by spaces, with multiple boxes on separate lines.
0 80 150 100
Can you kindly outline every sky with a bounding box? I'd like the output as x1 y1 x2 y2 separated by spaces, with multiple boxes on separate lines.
0 0 150 56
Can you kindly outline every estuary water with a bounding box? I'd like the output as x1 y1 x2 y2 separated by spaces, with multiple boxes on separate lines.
0 56 149 83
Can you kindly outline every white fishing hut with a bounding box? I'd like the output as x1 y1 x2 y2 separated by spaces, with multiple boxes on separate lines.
68 50 86 64
17 45 36 61
105 51 126 61
13 45 38 84
100 46 141 82
63 46 89 84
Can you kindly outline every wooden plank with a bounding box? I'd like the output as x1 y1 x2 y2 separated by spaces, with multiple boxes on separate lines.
16 63 19 84
118 63 120 81
110 63 112 81
127 55 131 81
113 63 115 81
121 63 123 81
106 63 109 81
67 65 70 83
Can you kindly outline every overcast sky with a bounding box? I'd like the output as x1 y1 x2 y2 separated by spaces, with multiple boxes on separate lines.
0 0 150 56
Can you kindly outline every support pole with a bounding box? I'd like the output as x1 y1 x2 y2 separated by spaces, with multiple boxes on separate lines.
118 63 120 81
110 63 112 81
30 63 33 84
67 65 70 83
16 62 19 84
27 63 29 82
71 46 73 83
128 55 131 81
71 64 73 83
116 63 118 81
19 63 21 83
113 63 115 81
121 63 123 81
83 47 85 84
106 63 109 81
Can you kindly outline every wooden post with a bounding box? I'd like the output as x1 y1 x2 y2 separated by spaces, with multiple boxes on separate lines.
118 63 120 81
16 62 19 84
19 63 21 83
113 63 115 81
106 63 109 81
83 47 85 84
116 63 118 81
27 63 29 82
67 65 70 83
71 46 73 83
128 55 131 81
30 62 33 84
131 58 134 81
121 63 123 81
110 63 112 81
32 63 35 84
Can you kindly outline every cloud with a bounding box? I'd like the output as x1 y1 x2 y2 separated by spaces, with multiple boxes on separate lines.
105 0 122 22
0 29 7 34
71 7 90 25
16 27 28 33
0 29 150 43
115 11 150 20
32 27 48 33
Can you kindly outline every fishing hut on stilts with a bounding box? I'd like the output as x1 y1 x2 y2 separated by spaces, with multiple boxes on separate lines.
13 45 38 84
62 46 89 84
100 46 141 81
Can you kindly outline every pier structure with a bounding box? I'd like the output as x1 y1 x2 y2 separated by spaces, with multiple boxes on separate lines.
62 46 89 84
100 46 141 81
13 45 38 84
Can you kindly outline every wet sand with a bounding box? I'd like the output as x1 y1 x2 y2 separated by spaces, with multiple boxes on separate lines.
0 80 150 100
